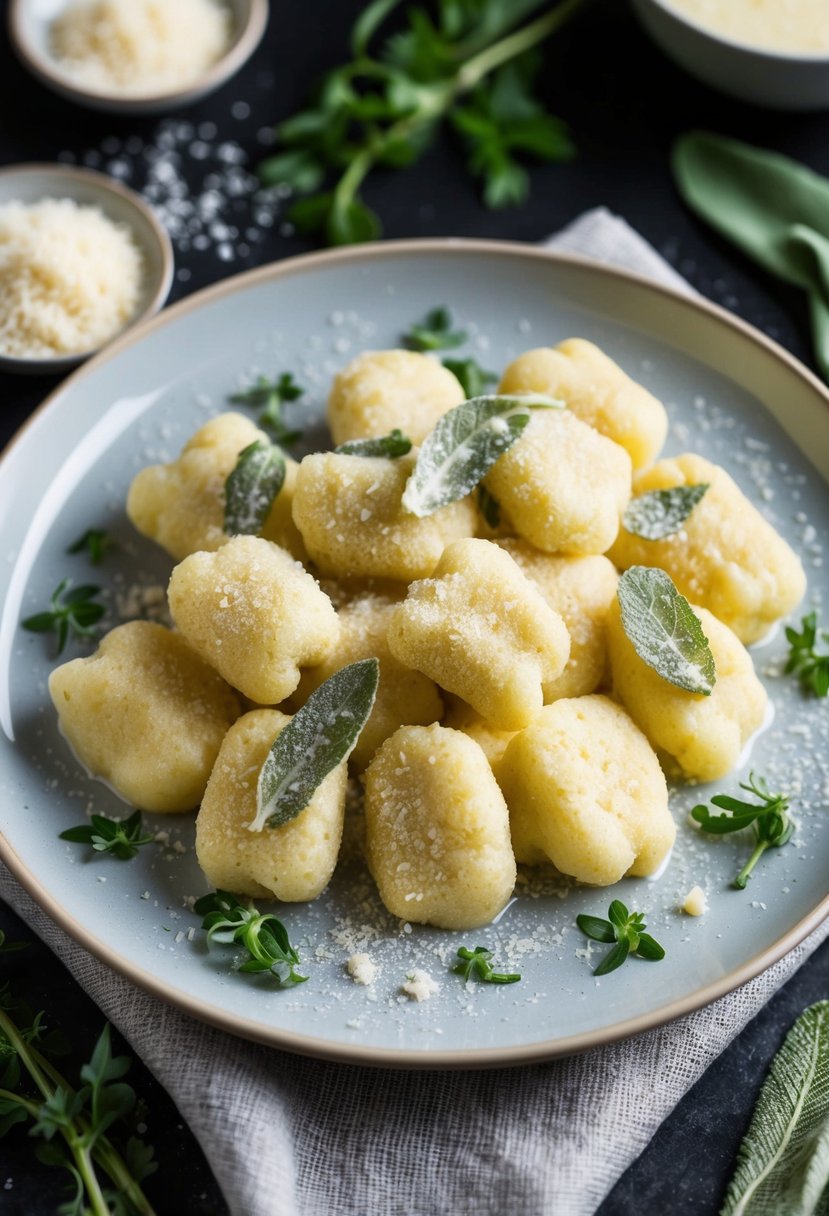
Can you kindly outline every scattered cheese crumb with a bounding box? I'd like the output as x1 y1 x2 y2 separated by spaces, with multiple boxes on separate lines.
681 885 708 917
401 969 440 1002
346 953 377 986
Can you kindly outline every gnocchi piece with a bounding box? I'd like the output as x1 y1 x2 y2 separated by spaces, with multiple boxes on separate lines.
440 694 516 768
328 349 465 447
609 453 807 644
483 409 632 555
196 709 346 900
495 541 618 699
606 598 768 781
291 450 477 582
363 724 516 929
48 621 239 813
494 695 674 884
387 538 570 730
288 594 443 771
168 535 339 705
259 456 308 564
499 338 668 469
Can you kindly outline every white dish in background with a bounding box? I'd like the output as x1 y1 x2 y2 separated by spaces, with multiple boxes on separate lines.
0 164 173 376
8 0 268 115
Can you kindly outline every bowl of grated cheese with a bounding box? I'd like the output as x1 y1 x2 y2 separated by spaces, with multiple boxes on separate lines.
9 0 268 115
0 164 174 375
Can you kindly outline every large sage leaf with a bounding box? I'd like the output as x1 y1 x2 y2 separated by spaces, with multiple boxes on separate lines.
224 440 286 536
623 483 709 540
617 566 716 695
721 1001 829 1216
249 658 379 832
402 393 562 517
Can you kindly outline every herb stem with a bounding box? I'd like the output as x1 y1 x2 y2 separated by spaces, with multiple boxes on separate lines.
71 1138 111 1216
0 1086 39 1117
0 1007 54 1102
455 0 589 92
735 839 769 889
94 1140 159 1216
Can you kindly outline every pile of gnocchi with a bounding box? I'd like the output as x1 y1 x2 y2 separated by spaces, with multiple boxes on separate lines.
47 337 806 931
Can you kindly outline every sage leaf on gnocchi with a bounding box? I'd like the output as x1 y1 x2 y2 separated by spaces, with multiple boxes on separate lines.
250 658 380 832
335 429 412 458
442 356 497 400
623 483 709 540
224 440 286 536
617 566 716 695
402 394 563 517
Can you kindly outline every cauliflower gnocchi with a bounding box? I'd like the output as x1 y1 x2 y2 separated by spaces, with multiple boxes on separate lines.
609 452 806 643
483 409 632 555
196 709 346 900
387 538 570 730
168 535 339 704
48 621 239 812
292 450 477 581
606 598 768 781
499 338 668 469
363 724 517 929
328 349 465 446
495 695 674 885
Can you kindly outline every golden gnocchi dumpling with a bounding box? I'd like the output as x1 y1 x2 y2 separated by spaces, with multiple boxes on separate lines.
499 338 668 469
168 535 339 704
606 598 768 781
387 538 570 730
608 453 806 644
291 450 477 581
364 724 516 929
495 541 618 699
441 695 516 768
196 709 346 900
483 410 632 555
494 695 674 885
288 594 443 771
48 621 239 813
328 350 465 446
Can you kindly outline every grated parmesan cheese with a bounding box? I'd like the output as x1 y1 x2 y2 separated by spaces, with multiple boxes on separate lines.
51 0 231 96
401 970 440 1002
681 886 709 917
346 953 377 986
0 199 143 358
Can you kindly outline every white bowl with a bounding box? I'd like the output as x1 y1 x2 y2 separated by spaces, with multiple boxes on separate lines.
9 0 268 115
632 0 829 111
0 163 174 375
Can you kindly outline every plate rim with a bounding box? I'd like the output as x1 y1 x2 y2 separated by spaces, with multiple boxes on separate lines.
2 236 828 1069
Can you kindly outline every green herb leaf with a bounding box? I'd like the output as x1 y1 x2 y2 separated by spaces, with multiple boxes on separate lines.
351 0 404 56
785 612 829 698
194 890 307 987
442 355 498 399
224 440 286 536
593 939 630 977
721 1000 829 1216
402 393 561 517
59 811 154 862
623 484 709 540
577 901 665 976
79 1025 134 1147
230 373 306 446
477 484 501 529
617 566 716 695
66 529 112 566
335 429 412 458
402 307 467 351
250 659 380 832
575 915 615 944
692 773 793 889
22 580 105 656
327 196 382 246
453 946 521 984
0 930 27 955
258 148 326 194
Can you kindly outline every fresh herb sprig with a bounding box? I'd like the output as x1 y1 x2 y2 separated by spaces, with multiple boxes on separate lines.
259 0 586 246
453 946 520 984
59 811 155 862
443 355 497 399
66 529 112 566
785 611 829 698
195 891 307 987
230 373 306 446
577 901 665 976
22 580 105 656
403 307 467 351
692 772 793 890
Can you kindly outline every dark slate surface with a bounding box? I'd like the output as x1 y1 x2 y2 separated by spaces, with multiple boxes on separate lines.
0 0 827 1211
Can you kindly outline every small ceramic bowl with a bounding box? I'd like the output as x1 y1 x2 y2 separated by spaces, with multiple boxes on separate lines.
9 0 269 115
0 163 174 376
632 0 829 111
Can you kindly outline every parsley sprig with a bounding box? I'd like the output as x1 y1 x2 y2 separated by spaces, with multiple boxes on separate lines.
453 946 520 984
22 579 105 656
577 901 665 976
785 612 829 697
195 891 307 988
692 772 793 890
260 0 585 246
230 373 306 446
59 811 155 862
403 306 467 351
66 529 112 566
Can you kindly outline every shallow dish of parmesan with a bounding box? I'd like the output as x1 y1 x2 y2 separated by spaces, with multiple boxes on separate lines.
1 240 828 1067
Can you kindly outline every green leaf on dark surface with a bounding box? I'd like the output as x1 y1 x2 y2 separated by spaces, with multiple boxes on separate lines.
224 440 286 536
327 196 382 246
250 659 380 832
623 484 709 540
786 612 829 698
442 355 498 399
617 566 716 695
335 429 412 458
402 393 561 517
195 890 307 987
453 946 521 984
403 307 467 351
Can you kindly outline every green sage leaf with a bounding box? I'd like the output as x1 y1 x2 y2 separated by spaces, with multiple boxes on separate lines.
335 429 412 458
617 566 716 695
623 484 709 540
250 658 380 831
224 441 286 537
402 393 562 517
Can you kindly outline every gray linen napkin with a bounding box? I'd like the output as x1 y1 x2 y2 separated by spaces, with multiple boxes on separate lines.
2 208 827 1216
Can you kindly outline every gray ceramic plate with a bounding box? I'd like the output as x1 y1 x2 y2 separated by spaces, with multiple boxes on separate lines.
1 240 828 1068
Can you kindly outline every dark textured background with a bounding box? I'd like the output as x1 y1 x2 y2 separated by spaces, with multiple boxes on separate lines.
0 1 828 1212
